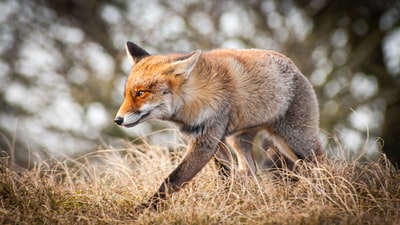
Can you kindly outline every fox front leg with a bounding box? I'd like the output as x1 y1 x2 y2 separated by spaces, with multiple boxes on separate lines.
214 139 233 178
142 131 224 209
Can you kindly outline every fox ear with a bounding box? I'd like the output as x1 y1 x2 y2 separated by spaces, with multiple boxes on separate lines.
170 50 201 79
125 41 150 66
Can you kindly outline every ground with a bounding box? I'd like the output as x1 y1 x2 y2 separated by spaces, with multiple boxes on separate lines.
1 141 399 225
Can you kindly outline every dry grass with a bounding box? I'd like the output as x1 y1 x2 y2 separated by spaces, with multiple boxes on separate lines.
1 140 400 225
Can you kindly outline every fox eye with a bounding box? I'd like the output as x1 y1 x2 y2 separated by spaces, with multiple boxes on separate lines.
136 90 145 97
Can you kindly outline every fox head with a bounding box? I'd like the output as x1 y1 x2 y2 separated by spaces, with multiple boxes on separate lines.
114 41 201 127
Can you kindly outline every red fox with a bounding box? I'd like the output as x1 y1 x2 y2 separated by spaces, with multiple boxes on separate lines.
115 41 322 209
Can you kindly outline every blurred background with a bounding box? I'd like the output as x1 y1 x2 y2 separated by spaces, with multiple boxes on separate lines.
0 0 399 167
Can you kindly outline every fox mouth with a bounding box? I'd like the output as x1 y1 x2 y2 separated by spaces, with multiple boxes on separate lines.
116 111 150 128
125 112 150 127
115 104 166 128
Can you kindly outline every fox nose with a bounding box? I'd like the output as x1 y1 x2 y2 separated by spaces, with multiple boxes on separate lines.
114 116 124 125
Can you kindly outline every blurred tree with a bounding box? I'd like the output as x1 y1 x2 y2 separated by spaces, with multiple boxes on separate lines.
0 0 399 167
296 0 400 167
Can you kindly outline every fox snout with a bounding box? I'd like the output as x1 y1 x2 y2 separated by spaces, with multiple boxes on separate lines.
114 107 153 127
114 116 124 125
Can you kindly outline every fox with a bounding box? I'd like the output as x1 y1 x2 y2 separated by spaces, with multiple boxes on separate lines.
114 41 322 209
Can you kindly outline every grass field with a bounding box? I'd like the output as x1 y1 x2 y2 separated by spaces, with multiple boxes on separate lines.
1 139 400 225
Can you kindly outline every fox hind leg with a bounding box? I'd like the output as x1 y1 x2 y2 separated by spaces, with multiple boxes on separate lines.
262 137 295 171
